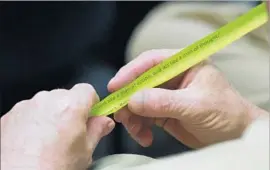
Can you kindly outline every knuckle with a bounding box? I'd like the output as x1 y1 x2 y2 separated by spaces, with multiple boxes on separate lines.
81 84 99 104
84 84 96 94
140 49 178 58
159 99 173 113
139 49 158 58
65 97 85 114
75 83 96 95
139 50 152 57
65 99 78 112
70 84 99 113
33 90 49 99
153 92 178 114
130 67 140 78
114 112 122 122
13 100 30 110
50 89 70 104
75 83 94 90
1 113 10 124
51 88 68 94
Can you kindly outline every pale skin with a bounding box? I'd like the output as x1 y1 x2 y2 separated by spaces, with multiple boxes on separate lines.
1 51 269 169
108 49 269 148
1 84 115 170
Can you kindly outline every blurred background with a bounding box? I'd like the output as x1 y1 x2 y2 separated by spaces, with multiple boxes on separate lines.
0 1 268 161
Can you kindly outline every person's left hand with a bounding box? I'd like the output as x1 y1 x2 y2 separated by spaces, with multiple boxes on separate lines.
107 49 263 149
1 83 115 170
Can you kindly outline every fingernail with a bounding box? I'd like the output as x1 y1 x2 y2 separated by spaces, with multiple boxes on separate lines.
130 92 144 103
108 77 115 85
129 92 144 112
130 124 136 133
133 136 147 148
127 130 141 145
134 137 141 145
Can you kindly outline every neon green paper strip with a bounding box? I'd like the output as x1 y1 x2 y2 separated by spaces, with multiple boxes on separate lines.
90 2 268 116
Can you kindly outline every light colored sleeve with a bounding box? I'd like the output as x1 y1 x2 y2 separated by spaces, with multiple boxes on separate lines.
126 2 270 111
122 115 269 170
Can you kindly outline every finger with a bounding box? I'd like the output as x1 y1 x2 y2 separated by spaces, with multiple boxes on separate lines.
1 113 10 126
10 100 29 112
32 90 50 100
114 106 132 124
128 88 202 119
70 83 99 121
114 108 143 139
49 88 70 102
86 116 115 152
121 115 153 148
115 107 147 137
129 125 153 147
114 107 153 147
129 116 153 147
126 115 142 135
162 118 202 148
108 49 180 92
31 90 54 108
155 118 169 128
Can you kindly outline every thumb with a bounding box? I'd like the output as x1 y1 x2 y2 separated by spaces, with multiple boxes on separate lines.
128 88 201 119
86 116 115 152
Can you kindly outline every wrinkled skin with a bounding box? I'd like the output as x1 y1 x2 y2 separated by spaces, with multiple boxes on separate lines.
1 84 115 170
108 49 263 148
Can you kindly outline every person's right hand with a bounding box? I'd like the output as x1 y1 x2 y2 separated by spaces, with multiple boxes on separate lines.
1 83 115 170
108 49 266 149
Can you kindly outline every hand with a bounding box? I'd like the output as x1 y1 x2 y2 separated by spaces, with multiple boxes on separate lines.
1 84 115 170
108 49 262 148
